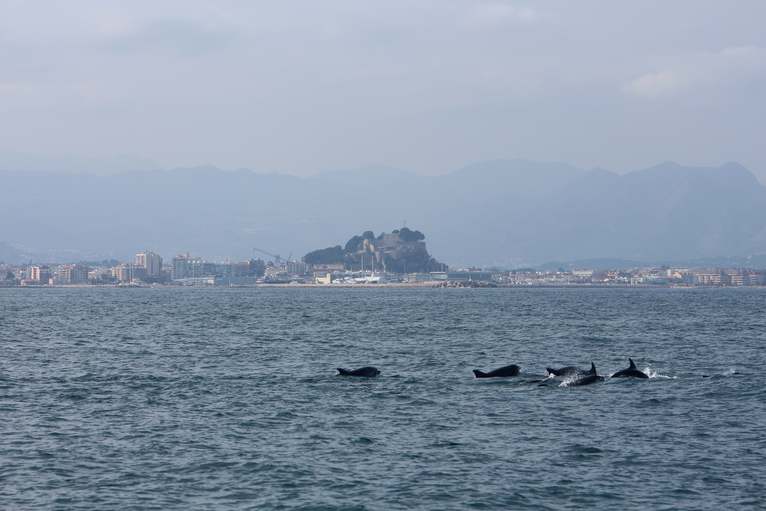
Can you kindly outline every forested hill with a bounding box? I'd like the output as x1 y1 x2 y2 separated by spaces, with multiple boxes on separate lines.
304 228 445 273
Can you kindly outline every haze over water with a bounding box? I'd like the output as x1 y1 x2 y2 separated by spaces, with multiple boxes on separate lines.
1 287 764 509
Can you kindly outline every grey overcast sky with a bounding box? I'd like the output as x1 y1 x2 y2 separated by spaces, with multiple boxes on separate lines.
0 0 764 178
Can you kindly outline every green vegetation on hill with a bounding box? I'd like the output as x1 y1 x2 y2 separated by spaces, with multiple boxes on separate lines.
394 227 425 242
303 245 345 265
303 227 445 273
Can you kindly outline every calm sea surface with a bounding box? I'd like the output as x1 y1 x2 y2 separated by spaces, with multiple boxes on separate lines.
1 287 765 510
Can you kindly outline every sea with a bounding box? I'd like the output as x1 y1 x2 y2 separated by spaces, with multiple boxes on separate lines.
1 287 764 510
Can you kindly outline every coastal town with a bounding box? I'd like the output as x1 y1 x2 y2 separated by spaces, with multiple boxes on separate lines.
1 252 764 288
2 227 764 288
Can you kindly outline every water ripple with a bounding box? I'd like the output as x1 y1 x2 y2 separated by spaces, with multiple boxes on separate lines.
1 287 765 509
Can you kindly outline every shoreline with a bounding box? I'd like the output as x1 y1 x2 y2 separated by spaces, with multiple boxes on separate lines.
4 283 765 290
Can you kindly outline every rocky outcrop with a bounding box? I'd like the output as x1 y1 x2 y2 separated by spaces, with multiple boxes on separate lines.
304 228 446 273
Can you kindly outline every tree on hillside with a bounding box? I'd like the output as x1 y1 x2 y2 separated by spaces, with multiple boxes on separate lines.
303 245 344 264
396 227 425 242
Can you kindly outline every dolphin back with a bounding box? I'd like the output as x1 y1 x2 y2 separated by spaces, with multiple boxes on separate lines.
612 359 649 378
338 366 380 377
474 365 520 378
547 366 580 377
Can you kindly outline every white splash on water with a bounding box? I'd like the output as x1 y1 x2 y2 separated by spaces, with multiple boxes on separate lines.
644 367 676 379
557 375 580 387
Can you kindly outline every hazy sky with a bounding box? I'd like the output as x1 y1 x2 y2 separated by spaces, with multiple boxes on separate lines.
1 1 764 178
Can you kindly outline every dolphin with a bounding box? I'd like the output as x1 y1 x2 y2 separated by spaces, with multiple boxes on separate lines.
545 366 585 378
473 364 520 378
337 366 380 377
611 358 648 379
568 362 604 386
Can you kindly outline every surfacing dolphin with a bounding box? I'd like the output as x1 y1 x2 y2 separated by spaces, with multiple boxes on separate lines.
473 364 520 378
545 366 585 378
337 366 380 377
568 362 604 386
611 358 648 379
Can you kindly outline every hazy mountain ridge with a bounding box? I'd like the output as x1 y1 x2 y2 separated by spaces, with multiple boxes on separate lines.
1 160 764 266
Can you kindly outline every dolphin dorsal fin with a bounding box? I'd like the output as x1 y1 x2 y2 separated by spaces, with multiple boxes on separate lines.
590 362 596 374
629 358 636 368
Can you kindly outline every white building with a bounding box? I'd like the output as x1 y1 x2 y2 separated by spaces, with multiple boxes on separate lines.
135 250 163 278
56 264 90 284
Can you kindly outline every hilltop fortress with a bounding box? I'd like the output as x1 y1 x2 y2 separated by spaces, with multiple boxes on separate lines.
303 227 446 274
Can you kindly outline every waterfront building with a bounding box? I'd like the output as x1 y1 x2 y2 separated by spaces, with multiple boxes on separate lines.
89 267 116 284
112 264 137 283
213 261 259 285
170 254 195 279
56 264 90 284
172 254 189 279
172 254 211 280
694 271 722 286
445 271 493 282
135 250 163 278
725 271 745 286
29 265 51 284
287 260 308 275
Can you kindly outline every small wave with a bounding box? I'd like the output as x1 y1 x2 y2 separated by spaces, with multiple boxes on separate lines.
566 443 604 454
70 372 96 381
430 439 462 447
644 367 676 379
637 395 677 407
702 367 740 379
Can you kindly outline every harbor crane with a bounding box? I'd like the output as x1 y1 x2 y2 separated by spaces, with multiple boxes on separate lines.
253 247 282 264
253 247 294 265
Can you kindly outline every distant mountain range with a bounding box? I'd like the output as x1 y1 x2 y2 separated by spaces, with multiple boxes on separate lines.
1 160 765 267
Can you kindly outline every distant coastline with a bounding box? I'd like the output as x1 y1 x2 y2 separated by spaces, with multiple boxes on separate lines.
4 282 764 290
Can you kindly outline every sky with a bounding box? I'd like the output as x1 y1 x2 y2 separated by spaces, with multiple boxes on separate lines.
0 0 765 180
